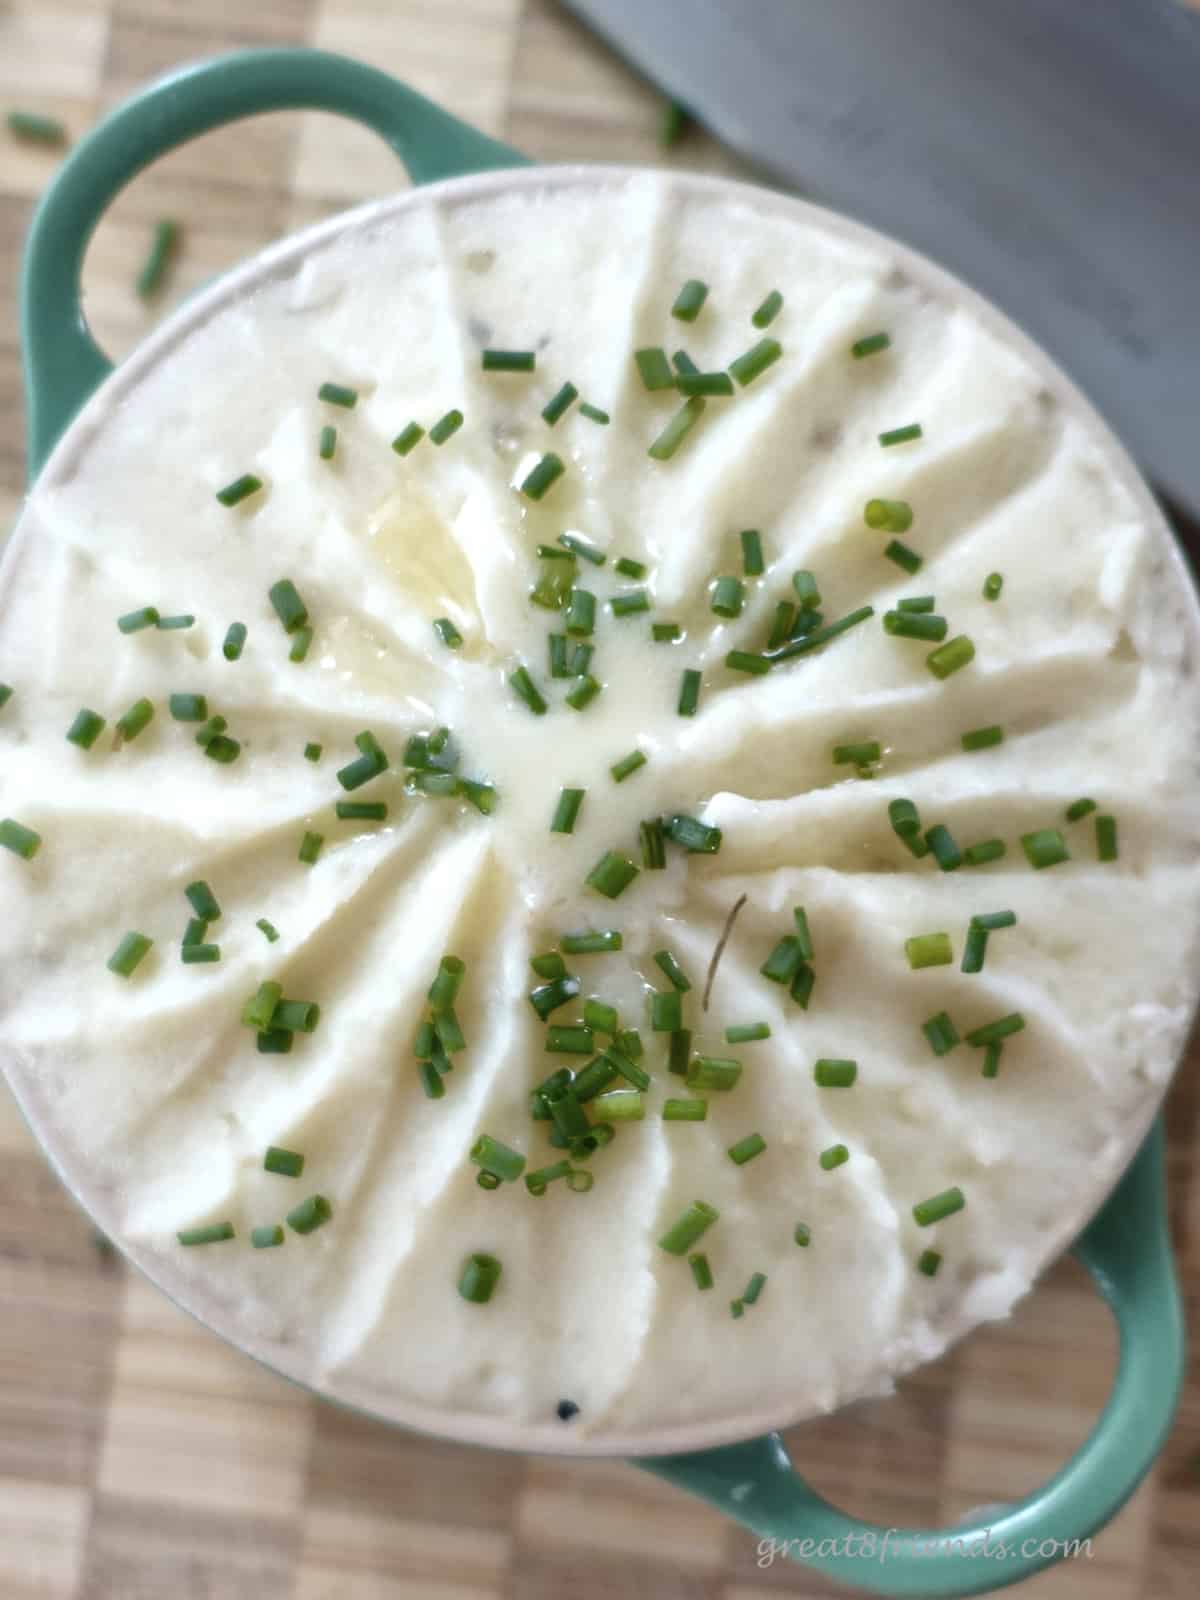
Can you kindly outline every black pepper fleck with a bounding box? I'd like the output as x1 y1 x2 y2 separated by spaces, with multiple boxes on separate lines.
556 1399 580 1422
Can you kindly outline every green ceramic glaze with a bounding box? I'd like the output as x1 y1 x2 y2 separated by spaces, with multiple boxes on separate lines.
18 48 1185 1597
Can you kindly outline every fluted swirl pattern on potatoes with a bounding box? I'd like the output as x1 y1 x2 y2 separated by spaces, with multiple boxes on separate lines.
2 173 1199 1449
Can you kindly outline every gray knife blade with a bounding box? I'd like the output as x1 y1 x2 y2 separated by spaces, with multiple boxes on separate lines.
563 0 1200 522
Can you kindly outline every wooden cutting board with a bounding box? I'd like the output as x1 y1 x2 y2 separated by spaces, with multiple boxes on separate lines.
1 3 1198 1596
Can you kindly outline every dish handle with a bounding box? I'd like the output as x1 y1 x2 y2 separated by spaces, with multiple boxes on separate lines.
639 1117 1183 1598
20 48 526 477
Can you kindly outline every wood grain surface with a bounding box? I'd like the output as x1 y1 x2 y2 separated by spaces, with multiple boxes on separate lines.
1 3 1198 1596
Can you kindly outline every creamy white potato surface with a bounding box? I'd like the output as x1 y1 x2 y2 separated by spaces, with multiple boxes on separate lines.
2 174 1198 1449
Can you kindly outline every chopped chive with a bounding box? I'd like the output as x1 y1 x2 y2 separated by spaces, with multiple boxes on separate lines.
676 371 734 397
7 110 68 146
610 749 647 783
579 402 610 424
168 693 207 723
318 381 358 408
864 498 913 533
889 798 922 839
648 396 706 460
287 1194 332 1234
761 935 802 984
265 1146 305 1178
256 919 279 943
0 818 41 860
926 635 975 679
0 683 11 710
337 748 386 792
739 529 765 577
814 1059 857 1088
752 289 783 328
542 382 579 425
672 349 700 378
913 1187 965 1227
794 1223 812 1247
1096 815 1118 862
686 1056 742 1092
663 1098 707 1122
520 452 565 500
768 604 875 661
973 910 1017 931
571 1057 617 1101
833 740 881 766
742 1271 767 1306
906 932 953 969
335 801 387 821
730 1299 745 1318
658 1200 719 1255
156 611 196 629
663 813 722 853
548 634 570 678
653 950 691 992
203 731 241 764
428 956 464 1010
118 605 159 634
982 1041 1003 1079
650 990 683 1032
640 817 666 869
567 643 593 677
898 595 935 613
585 851 639 899
852 332 891 359
414 1020 436 1059
433 1006 466 1055
66 708 105 748
251 1224 285 1249
222 622 247 660
983 572 1004 601
115 698 154 741
688 1251 714 1290
961 925 989 975
1065 797 1097 822
610 589 650 617
257 1027 293 1054
729 337 782 387
962 725 1004 752
565 673 602 710
790 963 815 1009
509 665 548 716
558 533 605 567
302 743 323 766
634 347 675 391
711 576 746 618
268 579 308 634
318 424 337 460
562 929 624 956
963 838 1006 866
216 474 262 507
884 540 923 575
652 621 682 642
879 422 923 447
668 1029 692 1076
728 1133 767 1166
470 1134 526 1184
243 982 282 1031
429 409 463 445
392 422 424 456
524 1161 573 1195
678 668 702 717
298 830 324 865
965 1013 1025 1047
923 1011 960 1056
819 1144 849 1171
617 1029 643 1060
107 931 152 977
583 998 619 1035
671 279 709 321
550 787 585 834
925 824 963 872
884 609 947 642
565 589 596 638
530 952 568 980
178 1223 234 1247
181 883 220 925
529 975 581 1019
1021 828 1069 870
482 349 535 372
766 602 796 649
182 916 208 949
614 556 648 580
725 1021 770 1044
546 1026 594 1055
918 1249 942 1277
